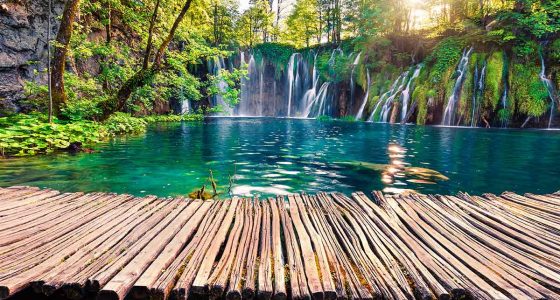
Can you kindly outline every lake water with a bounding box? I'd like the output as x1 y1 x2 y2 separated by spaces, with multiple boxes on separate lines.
1 117 559 198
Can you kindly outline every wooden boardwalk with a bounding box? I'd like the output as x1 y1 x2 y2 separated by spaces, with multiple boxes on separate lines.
0 186 559 300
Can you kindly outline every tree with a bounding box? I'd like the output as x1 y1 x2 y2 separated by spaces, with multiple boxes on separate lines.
50 0 81 116
284 0 320 47
112 0 195 113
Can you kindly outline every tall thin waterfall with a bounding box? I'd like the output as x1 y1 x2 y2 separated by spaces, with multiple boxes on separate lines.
539 49 557 128
350 52 362 109
210 56 233 116
301 53 319 117
286 53 302 117
442 47 473 126
355 69 370 120
470 61 486 127
368 72 408 122
304 82 331 117
401 65 422 122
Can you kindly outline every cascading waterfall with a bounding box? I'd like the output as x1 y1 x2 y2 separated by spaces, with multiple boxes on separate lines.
304 82 331 117
442 47 473 126
470 61 486 127
355 69 370 120
301 53 319 117
539 49 557 128
400 65 422 122
368 72 407 122
368 71 410 123
209 56 233 116
286 53 302 117
350 52 362 109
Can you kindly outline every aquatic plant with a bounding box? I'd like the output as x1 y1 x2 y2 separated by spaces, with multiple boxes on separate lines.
484 52 505 110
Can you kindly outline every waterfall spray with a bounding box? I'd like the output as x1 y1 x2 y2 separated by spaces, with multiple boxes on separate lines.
539 48 557 128
286 53 302 117
350 52 362 110
442 47 473 126
355 69 370 120
401 65 422 122
210 56 233 116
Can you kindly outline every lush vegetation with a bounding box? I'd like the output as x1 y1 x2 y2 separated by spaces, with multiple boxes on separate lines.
0 113 202 157
3 0 560 158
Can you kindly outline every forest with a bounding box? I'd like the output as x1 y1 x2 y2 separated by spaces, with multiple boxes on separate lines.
0 0 559 156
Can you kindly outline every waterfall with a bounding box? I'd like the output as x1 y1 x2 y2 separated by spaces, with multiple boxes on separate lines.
350 52 362 110
470 61 486 127
286 53 302 117
180 98 190 114
401 65 422 122
304 82 330 117
442 47 473 126
238 54 257 116
301 53 319 117
355 69 370 120
368 72 405 122
539 49 557 128
367 71 409 122
210 56 233 116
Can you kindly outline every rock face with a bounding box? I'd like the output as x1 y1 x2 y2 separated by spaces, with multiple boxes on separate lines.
0 0 62 115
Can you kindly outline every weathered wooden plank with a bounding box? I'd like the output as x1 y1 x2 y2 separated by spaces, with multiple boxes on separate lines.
40 196 162 296
409 194 558 299
151 200 223 300
268 198 287 300
352 192 443 300
279 196 310 300
88 199 187 293
96 199 195 300
190 198 240 297
226 199 253 300
383 195 511 299
287 194 324 300
172 200 229 300
243 199 262 300
305 194 371 300
258 200 273 300
207 200 246 300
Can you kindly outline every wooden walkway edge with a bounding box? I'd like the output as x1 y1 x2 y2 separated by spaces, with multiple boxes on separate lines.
0 186 559 300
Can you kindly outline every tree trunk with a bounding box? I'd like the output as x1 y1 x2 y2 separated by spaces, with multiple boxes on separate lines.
113 0 193 113
47 0 53 122
51 0 81 116
143 0 160 70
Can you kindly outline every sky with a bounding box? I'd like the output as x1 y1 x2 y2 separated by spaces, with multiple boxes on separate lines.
238 0 251 13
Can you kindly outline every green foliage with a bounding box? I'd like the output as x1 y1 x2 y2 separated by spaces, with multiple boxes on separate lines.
207 66 247 107
427 38 464 85
102 113 147 136
413 84 435 125
283 0 320 48
316 50 351 83
513 40 539 59
253 43 296 72
484 52 504 109
142 114 204 122
510 63 549 117
0 114 104 156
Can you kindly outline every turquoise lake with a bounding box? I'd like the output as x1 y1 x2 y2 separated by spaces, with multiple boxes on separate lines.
1 117 559 197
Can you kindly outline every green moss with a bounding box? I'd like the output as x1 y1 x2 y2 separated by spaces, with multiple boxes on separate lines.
510 63 549 117
253 43 297 72
484 51 505 109
426 38 464 85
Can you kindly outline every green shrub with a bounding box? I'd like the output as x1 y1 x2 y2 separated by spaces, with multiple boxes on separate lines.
0 114 103 156
510 63 549 117
102 112 147 136
142 114 204 122
427 38 464 85
484 52 505 109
